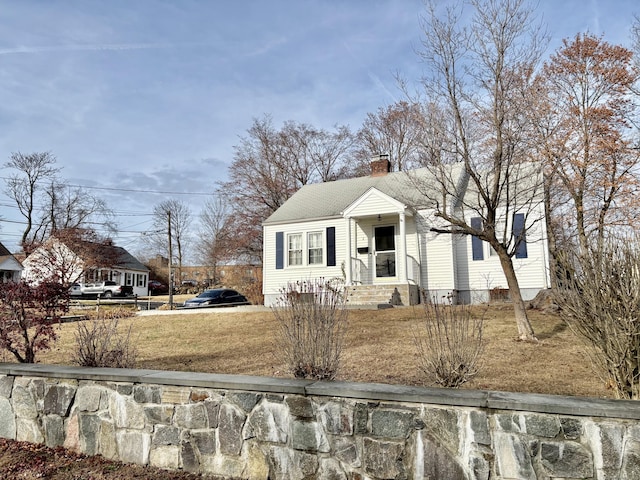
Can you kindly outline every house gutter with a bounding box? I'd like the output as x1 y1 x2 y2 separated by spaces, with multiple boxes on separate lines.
262 215 343 227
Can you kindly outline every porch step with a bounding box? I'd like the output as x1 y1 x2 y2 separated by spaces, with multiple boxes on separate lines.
346 284 419 306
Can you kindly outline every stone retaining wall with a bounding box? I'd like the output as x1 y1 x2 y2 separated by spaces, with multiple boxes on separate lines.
0 363 639 479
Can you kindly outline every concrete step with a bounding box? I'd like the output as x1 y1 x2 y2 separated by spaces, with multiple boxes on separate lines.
346 284 418 306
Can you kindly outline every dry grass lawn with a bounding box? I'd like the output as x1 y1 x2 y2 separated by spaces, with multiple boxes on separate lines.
29 300 610 399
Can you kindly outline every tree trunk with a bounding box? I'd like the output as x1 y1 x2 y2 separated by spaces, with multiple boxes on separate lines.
498 252 537 341
543 180 559 289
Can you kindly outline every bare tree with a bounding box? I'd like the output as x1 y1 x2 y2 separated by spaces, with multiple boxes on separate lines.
353 101 426 174
196 197 232 284
4 152 116 254
220 115 353 262
302 124 354 181
38 181 116 240
148 199 192 281
416 0 549 341
4 152 59 250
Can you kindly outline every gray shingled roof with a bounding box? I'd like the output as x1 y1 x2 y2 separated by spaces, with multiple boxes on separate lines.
264 166 459 225
111 245 149 272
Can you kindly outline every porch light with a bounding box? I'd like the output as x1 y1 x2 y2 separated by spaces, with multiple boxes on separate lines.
377 214 382 221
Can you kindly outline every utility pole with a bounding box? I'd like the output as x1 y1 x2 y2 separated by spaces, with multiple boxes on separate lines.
168 210 174 310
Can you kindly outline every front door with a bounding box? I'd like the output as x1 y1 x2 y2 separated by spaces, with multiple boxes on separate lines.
374 225 396 278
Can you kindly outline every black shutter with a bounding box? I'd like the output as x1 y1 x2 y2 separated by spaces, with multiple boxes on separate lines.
275 232 284 269
326 227 336 266
470 217 484 261
513 213 528 259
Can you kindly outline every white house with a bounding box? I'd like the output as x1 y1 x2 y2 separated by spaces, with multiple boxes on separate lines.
262 156 550 306
22 237 150 297
0 242 22 283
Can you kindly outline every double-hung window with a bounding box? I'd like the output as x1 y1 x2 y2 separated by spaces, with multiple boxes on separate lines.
308 232 323 265
288 234 303 266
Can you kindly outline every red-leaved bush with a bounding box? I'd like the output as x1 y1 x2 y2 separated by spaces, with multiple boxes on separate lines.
0 279 69 363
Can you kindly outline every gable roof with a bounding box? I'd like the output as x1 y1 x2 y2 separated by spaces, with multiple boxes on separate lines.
0 242 11 257
30 237 149 273
264 165 464 225
107 245 149 272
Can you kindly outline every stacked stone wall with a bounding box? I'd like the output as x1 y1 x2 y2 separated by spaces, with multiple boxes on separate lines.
0 364 639 479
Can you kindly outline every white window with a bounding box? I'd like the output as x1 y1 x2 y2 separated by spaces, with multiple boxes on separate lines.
288 234 303 266
308 231 323 265
136 274 146 287
125 272 133 286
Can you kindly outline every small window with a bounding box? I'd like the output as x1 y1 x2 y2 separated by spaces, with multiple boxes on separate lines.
288 234 303 266
513 213 528 259
308 232 323 265
136 274 146 287
125 272 133 286
470 217 484 261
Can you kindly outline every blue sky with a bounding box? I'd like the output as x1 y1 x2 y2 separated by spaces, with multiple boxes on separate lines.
0 0 638 255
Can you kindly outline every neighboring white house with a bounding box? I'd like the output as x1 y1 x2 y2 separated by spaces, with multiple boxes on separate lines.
22 237 150 297
0 241 22 283
262 156 550 306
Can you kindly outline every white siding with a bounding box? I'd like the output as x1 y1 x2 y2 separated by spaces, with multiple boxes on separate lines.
349 194 398 218
22 241 84 285
263 218 347 305
456 203 550 301
416 210 456 299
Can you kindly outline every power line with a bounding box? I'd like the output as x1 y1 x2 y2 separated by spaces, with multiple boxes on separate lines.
0 217 155 235
0 202 155 216
0 176 217 196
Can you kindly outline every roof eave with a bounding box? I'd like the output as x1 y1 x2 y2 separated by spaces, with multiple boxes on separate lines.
263 214 343 227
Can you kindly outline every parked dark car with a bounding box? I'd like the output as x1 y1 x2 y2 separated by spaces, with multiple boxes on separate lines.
148 280 169 295
182 288 249 308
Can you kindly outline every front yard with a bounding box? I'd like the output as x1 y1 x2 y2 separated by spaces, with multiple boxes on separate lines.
32 303 608 399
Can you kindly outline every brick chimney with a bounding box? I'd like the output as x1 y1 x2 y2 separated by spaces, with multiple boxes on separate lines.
370 153 391 176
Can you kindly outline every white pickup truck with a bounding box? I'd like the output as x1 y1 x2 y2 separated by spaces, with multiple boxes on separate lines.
70 281 133 298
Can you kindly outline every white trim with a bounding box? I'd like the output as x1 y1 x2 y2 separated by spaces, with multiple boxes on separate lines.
342 187 412 218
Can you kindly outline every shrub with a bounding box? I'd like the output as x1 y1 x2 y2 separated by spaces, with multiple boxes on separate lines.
271 278 348 380
554 239 640 399
0 279 69 363
414 296 485 387
73 312 138 369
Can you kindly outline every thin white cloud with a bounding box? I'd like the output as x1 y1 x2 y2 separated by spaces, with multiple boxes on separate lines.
0 42 202 56
342 40 398 103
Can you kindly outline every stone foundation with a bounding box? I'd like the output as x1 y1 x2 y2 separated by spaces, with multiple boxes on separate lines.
0 363 639 479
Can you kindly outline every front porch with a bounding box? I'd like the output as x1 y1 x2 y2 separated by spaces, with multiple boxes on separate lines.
342 187 421 306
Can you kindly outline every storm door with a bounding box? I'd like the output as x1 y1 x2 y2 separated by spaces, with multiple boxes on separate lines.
374 225 396 278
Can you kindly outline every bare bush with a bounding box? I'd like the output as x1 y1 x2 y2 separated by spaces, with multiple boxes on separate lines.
73 312 137 369
414 297 485 388
555 240 640 399
0 279 69 363
271 278 348 380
